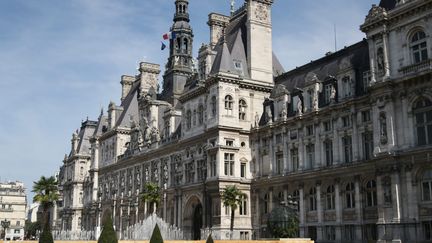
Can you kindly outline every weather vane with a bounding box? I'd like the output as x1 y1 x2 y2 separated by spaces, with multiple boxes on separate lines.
230 0 235 16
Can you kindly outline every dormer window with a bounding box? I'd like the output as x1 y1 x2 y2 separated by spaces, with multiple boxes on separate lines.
225 95 234 115
239 99 247 121
234 60 244 76
342 76 352 98
411 30 428 64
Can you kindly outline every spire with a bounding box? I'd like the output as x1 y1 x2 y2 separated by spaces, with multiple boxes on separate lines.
174 0 190 22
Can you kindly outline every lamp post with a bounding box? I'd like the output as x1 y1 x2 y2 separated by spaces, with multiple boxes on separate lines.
1 219 10 242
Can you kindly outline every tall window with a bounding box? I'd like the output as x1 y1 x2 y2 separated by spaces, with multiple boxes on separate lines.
366 180 377 207
186 110 192 129
362 71 371 92
211 96 217 116
342 136 353 163
422 170 432 201
424 221 432 240
239 99 247 121
325 226 336 241
264 193 269 214
198 104 204 125
239 195 248 215
210 154 217 177
345 182 356 208
225 95 234 115
224 153 235 176
276 154 283 175
291 148 299 172
344 225 355 241
326 185 335 210
309 187 317 211
414 98 432 145
240 162 247 178
324 140 333 166
193 110 197 126
411 30 428 64
324 84 333 104
306 144 315 170
363 132 374 160
342 76 352 98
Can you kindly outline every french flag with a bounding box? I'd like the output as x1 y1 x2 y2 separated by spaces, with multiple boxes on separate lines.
163 31 176 40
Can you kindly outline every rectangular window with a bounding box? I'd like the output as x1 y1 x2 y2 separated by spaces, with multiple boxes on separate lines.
364 224 378 241
323 120 332 132
239 196 247 215
423 181 432 201
362 110 371 123
424 221 432 240
342 76 352 98
14 229 20 234
324 84 333 104
342 136 353 163
224 153 235 176
276 154 283 174
240 231 250 240
324 140 333 166
291 148 299 172
342 116 351 128
276 134 282 144
225 139 234 147
240 163 246 178
306 144 315 170
325 226 336 240
344 225 355 241
306 125 314 136
290 129 298 140
363 132 374 160
210 155 216 177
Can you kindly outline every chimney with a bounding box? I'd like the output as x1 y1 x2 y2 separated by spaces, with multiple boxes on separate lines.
139 62 160 94
120 75 135 101
108 101 116 129
208 13 230 48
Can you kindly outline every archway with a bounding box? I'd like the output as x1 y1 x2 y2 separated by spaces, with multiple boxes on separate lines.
183 195 203 240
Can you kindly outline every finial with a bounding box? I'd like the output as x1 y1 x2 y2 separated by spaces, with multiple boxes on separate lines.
230 0 235 16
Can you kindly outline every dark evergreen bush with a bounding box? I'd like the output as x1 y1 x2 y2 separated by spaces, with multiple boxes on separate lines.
150 224 164 243
206 233 214 243
98 216 118 243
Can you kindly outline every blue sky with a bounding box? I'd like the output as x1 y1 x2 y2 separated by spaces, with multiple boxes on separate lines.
0 0 376 199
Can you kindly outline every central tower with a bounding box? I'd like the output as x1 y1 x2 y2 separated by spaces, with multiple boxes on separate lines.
162 0 194 106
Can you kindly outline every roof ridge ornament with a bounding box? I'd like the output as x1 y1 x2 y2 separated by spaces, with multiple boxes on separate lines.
230 0 235 16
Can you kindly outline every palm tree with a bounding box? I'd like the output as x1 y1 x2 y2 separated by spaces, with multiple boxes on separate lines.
221 185 245 239
32 176 59 230
141 182 161 215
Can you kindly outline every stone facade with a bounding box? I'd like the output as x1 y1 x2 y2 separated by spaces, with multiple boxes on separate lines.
0 181 26 240
57 0 432 242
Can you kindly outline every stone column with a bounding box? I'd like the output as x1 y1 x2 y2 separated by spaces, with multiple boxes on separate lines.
382 28 391 78
269 189 274 212
316 183 323 241
282 128 289 173
376 175 385 223
332 119 340 164
299 186 306 238
352 113 360 161
392 169 402 222
335 179 342 241
314 125 321 169
269 134 274 175
299 137 305 170
354 176 363 240
367 39 377 84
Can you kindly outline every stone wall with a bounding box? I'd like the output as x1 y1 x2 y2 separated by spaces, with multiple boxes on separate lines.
19 239 313 243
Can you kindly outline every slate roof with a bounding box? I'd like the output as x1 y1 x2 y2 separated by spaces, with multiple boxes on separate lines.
379 0 397 11
76 120 97 156
275 40 370 94
115 81 140 127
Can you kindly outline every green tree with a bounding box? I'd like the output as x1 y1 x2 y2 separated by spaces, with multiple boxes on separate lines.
141 182 161 215
206 233 214 243
24 220 41 240
221 185 245 239
149 224 163 243
32 176 59 243
98 215 117 243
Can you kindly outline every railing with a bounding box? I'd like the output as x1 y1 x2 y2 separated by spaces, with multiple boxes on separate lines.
0 208 13 212
399 59 432 75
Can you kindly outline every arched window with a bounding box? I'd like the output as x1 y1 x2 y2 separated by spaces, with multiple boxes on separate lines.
211 96 217 116
309 187 317 211
239 99 247 121
422 170 432 201
239 195 248 215
176 38 181 53
345 182 356 208
292 190 300 211
192 109 197 126
186 110 192 130
326 185 335 210
183 38 189 53
414 98 432 146
198 104 204 125
225 95 234 115
366 180 377 207
410 30 428 64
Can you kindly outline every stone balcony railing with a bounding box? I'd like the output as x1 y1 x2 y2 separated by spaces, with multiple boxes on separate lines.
0 208 13 212
399 59 432 75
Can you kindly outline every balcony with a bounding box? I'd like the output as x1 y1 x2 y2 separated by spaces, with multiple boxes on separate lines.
399 59 432 75
0 208 13 212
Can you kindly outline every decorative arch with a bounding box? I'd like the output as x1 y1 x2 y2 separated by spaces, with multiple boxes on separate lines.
182 194 203 240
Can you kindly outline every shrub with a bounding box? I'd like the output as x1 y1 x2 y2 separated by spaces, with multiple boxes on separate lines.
206 234 214 243
98 216 118 243
38 226 53 243
150 224 164 243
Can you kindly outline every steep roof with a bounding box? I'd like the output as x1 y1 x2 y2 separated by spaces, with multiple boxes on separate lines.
379 0 397 11
76 120 97 156
275 40 370 92
115 81 140 127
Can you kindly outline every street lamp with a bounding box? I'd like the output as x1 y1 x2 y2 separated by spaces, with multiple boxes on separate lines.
1 219 10 242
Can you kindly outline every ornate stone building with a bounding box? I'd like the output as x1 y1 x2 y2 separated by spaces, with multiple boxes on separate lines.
58 0 432 242
0 181 26 240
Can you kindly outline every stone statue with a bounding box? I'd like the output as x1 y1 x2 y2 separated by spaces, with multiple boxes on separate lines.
281 103 287 120
255 112 260 127
297 99 303 116
379 112 388 145
313 93 319 110
330 85 336 103
377 48 384 72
